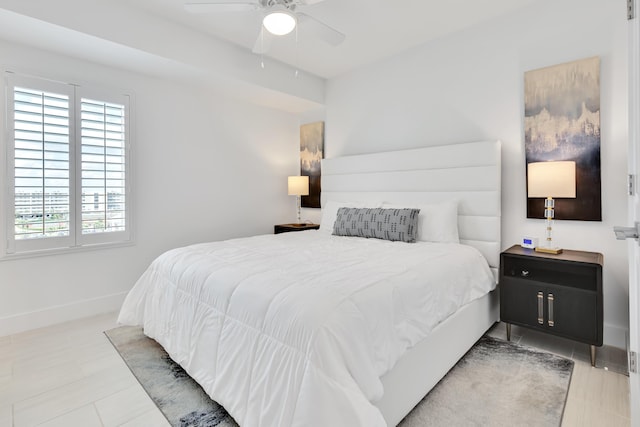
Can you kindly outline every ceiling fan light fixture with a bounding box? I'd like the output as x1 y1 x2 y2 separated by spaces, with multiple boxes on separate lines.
263 7 296 36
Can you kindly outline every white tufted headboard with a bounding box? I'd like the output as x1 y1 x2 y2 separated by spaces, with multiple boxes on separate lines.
320 140 502 279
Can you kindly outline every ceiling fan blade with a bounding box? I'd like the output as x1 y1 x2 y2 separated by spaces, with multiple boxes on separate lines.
252 27 274 54
184 2 258 13
296 0 327 5
297 12 345 46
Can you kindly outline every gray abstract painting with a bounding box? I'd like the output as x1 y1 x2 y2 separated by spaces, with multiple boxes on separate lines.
525 56 601 221
300 121 324 208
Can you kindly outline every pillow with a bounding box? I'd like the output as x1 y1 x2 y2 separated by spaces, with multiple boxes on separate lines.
332 207 420 243
382 200 459 243
319 200 382 234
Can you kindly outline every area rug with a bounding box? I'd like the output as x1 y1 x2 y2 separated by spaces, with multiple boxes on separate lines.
105 327 573 427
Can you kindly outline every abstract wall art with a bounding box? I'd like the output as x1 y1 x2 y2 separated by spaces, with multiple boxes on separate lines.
524 56 602 221
300 121 324 208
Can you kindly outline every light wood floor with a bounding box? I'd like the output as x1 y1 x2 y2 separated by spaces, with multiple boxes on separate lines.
486 323 631 426
0 313 631 426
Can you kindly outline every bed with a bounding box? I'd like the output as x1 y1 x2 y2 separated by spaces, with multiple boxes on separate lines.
118 140 501 427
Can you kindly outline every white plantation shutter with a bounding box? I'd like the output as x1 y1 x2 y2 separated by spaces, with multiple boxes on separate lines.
7 76 75 253
78 94 129 244
14 87 71 239
4 73 132 256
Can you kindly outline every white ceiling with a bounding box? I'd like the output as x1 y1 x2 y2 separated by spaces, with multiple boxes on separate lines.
116 0 540 79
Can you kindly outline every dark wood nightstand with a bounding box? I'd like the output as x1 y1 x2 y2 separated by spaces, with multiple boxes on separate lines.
500 245 603 366
274 223 320 234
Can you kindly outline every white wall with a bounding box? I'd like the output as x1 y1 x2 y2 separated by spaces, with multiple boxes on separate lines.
325 0 629 347
0 41 303 335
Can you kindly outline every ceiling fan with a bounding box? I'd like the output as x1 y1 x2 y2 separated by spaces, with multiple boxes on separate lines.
184 0 346 54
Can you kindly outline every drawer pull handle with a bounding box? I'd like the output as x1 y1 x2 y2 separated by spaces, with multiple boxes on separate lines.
521 270 530 277
548 293 554 327
537 292 544 324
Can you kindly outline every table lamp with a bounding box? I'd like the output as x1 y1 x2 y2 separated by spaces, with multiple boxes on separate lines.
288 176 309 224
527 161 576 254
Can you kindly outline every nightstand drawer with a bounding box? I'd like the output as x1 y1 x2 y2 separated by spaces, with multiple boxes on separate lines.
502 256 598 292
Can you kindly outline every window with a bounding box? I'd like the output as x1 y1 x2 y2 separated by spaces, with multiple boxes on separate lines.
3 72 132 256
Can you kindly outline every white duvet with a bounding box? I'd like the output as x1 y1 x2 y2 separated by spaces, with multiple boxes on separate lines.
118 231 495 427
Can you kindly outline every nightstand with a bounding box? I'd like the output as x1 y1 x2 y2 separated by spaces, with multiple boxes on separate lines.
500 245 603 366
274 223 320 234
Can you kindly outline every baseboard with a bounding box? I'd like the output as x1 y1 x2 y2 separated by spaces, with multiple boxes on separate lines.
604 322 628 349
0 291 127 337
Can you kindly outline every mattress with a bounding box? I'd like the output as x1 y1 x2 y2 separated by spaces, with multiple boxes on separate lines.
118 230 496 427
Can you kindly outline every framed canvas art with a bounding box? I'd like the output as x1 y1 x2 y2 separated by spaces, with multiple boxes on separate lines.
524 56 602 221
300 121 324 208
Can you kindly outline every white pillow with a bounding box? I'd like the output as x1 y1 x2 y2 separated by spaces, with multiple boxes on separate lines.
319 200 382 234
382 200 459 243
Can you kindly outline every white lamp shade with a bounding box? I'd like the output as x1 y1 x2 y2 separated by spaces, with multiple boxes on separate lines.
288 176 309 196
263 8 296 36
527 161 576 198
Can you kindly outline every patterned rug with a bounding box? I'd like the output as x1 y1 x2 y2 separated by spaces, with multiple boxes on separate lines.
105 327 573 427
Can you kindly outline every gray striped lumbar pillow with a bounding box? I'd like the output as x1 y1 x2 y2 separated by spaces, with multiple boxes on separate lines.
332 207 420 243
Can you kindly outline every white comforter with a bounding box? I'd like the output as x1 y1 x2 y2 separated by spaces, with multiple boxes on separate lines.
118 231 495 427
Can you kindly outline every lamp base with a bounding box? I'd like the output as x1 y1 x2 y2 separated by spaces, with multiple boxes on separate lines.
535 246 563 255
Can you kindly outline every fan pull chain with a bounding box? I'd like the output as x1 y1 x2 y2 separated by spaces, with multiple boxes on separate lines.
260 26 265 69
294 25 299 78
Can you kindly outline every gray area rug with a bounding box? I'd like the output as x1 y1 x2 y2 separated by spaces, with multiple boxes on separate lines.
105 326 237 427
105 326 573 427
398 335 573 427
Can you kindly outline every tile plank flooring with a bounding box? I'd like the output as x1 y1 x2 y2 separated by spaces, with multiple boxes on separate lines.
0 313 631 426
486 323 631 426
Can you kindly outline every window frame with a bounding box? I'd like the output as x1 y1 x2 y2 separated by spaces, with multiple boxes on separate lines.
2 71 134 259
